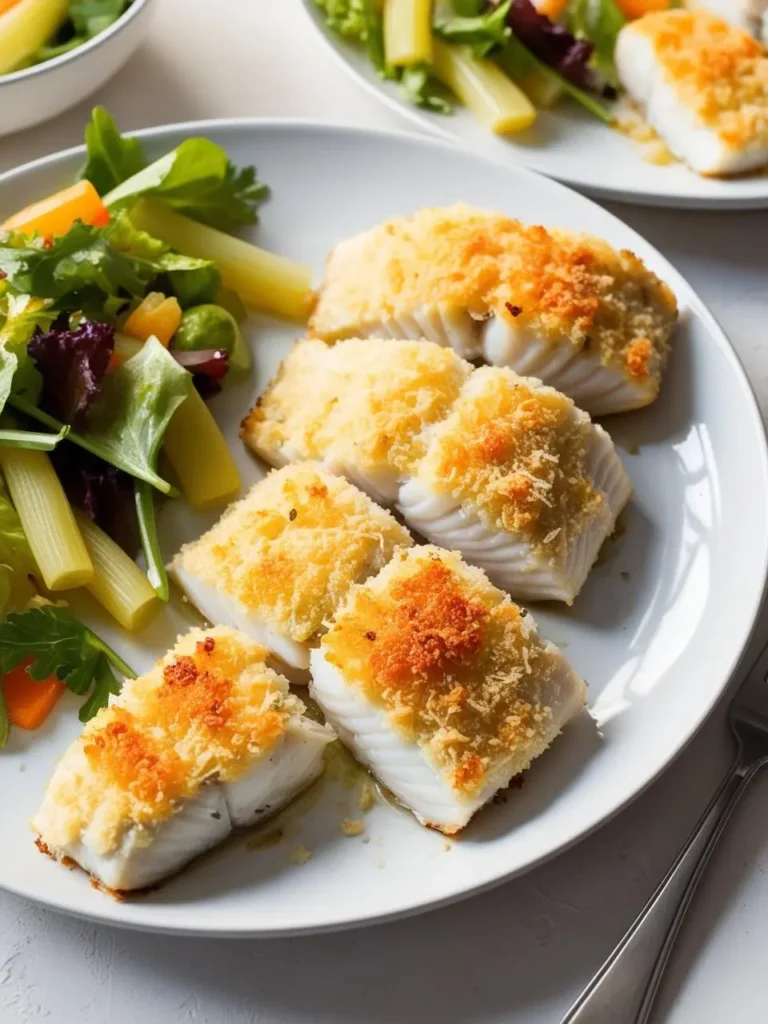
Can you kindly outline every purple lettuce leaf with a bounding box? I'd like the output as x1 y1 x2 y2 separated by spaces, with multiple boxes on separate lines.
50 444 139 556
28 320 115 426
503 0 598 92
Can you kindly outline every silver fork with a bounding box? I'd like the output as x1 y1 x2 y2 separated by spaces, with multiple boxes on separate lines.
561 636 768 1024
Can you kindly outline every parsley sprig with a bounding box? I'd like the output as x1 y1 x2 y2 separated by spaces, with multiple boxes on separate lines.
0 605 135 748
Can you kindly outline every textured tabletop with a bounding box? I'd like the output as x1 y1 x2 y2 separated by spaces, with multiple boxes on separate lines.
1 2 768 1021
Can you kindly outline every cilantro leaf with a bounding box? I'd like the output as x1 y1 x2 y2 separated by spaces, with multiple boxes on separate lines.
0 605 135 745
80 106 146 196
103 138 270 232
0 223 153 309
106 212 220 307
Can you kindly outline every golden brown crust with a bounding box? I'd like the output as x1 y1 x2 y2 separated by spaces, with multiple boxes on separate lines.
627 10 768 151
32 627 301 855
241 338 471 476
321 548 573 796
413 368 605 559
309 205 677 385
172 464 412 643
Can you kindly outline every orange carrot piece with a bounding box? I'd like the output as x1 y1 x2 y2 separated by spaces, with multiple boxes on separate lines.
615 0 667 18
534 0 569 18
0 0 23 14
2 180 110 238
3 657 65 731
122 293 182 347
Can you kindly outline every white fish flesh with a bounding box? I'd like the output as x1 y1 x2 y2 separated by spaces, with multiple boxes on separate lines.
310 547 586 834
33 627 334 892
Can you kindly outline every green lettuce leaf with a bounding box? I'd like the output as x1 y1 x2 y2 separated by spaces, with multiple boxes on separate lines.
10 337 189 494
102 138 269 232
566 0 625 87
80 106 146 196
80 335 191 492
0 294 51 409
0 479 37 620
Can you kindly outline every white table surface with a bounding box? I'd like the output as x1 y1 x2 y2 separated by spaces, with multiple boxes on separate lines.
2 2 768 1022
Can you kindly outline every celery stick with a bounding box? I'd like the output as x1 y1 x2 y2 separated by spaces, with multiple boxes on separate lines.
0 448 92 591
74 512 160 632
130 200 314 321
0 0 67 75
432 42 536 133
164 388 241 509
383 0 433 66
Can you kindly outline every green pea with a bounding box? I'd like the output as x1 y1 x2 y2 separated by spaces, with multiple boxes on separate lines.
173 304 250 373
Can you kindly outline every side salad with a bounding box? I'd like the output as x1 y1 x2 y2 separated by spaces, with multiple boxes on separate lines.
0 0 134 76
0 107 312 747
313 0 674 132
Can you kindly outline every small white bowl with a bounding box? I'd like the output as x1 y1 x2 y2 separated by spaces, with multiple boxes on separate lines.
0 0 155 138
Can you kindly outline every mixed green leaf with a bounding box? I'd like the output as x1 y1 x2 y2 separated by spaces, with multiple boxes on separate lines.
78 107 270 231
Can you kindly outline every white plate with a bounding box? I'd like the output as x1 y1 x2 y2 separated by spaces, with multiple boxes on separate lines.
0 120 766 937
300 0 768 211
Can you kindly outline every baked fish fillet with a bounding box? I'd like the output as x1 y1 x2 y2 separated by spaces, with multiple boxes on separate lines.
309 205 678 415
33 627 334 892
398 367 631 604
310 547 585 834
688 0 768 39
241 337 470 506
616 10 768 176
170 464 411 671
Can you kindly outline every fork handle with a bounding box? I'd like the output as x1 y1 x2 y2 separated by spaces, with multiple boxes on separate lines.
560 759 762 1024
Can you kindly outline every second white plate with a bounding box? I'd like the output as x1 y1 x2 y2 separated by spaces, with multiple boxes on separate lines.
300 0 768 211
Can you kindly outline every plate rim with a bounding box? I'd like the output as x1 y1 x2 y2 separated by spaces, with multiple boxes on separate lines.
1 117 767 937
297 0 768 212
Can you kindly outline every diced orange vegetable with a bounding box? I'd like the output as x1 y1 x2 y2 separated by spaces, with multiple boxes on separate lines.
122 293 182 347
615 0 667 17
533 0 569 18
2 180 110 238
0 0 23 14
3 656 64 730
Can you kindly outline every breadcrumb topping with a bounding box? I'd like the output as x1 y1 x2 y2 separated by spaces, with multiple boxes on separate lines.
172 464 411 643
413 369 605 560
321 548 572 796
309 205 676 389
241 338 470 475
33 627 303 855
627 10 768 151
